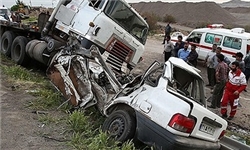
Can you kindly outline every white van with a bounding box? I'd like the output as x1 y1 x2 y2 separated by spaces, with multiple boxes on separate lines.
0 6 11 21
172 24 250 62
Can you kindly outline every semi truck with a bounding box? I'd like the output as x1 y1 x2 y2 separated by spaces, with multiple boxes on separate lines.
0 0 148 77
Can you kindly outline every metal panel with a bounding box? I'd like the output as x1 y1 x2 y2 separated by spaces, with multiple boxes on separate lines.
55 5 76 25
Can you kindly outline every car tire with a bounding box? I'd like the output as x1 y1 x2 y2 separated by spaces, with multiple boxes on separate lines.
102 109 136 142
11 36 30 66
1 31 15 56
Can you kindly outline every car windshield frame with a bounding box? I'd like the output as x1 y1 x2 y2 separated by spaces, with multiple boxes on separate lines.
168 65 206 106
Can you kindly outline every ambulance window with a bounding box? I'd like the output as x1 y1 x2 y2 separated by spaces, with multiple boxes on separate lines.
186 32 202 43
205 33 222 45
223 36 241 50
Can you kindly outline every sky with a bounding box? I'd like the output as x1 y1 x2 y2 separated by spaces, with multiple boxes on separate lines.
1 0 250 8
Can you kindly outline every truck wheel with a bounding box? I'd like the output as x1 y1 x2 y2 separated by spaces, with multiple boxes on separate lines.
102 110 136 142
1 31 15 56
11 36 30 66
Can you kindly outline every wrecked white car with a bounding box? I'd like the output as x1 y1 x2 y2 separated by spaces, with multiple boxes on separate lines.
47 44 227 150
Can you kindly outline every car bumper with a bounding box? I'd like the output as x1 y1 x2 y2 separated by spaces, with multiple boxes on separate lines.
136 112 220 150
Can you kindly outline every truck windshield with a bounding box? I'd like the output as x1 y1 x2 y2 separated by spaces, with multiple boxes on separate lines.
104 0 148 44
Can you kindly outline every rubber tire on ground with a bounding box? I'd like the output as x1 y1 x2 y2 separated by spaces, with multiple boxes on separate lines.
1 31 15 56
11 36 30 66
102 109 136 142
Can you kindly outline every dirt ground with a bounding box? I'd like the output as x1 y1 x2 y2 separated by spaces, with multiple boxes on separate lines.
1 37 250 149
0 75 70 149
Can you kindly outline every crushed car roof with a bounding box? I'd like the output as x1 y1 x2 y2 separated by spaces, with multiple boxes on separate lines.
168 57 202 79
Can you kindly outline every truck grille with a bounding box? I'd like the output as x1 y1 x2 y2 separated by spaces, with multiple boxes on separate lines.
103 39 133 72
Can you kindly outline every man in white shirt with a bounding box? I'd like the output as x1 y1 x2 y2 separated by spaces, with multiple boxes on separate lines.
204 44 217 88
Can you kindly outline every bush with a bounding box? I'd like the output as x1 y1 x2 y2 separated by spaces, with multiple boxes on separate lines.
244 25 250 32
163 14 176 23
141 12 158 31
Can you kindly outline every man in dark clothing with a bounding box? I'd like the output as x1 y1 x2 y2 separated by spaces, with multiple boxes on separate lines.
173 35 185 57
244 54 250 82
162 23 172 44
208 54 228 109
244 53 250 92
187 44 198 67
232 52 245 72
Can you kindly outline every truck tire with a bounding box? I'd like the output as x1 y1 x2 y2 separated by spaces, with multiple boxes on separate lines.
102 109 136 142
11 36 30 66
1 31 15 56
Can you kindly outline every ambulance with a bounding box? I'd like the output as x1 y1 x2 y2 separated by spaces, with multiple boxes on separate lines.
172 24 250 62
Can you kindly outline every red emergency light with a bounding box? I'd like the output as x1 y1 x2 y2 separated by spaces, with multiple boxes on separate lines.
207 24 224 28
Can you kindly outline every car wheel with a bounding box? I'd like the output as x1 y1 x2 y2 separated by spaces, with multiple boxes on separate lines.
11 36 30 66
102 109 136 142
1 31 15 56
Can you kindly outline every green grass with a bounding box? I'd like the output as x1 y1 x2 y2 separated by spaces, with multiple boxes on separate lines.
22 16 38 24
0 63 45 82
67 110 93 133
25 88 64 110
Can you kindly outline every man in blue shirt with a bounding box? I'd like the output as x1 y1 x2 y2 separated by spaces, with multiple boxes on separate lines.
178 42 190 62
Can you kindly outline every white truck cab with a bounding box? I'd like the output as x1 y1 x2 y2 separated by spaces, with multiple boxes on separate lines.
172 24 250 62
53 0 148 74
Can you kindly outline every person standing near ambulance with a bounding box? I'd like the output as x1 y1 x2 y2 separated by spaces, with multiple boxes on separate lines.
244 53 250 84
173 35 185 57
178 42 190 62
220 61 247 120
210 47 231 90
162 23 172 44
163 35 174 62
208 54 228 108
204 44 217 87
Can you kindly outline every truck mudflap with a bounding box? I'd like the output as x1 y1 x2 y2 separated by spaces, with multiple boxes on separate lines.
46 42 121 109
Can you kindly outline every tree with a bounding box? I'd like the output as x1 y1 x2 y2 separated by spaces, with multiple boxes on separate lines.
10 0 27 11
